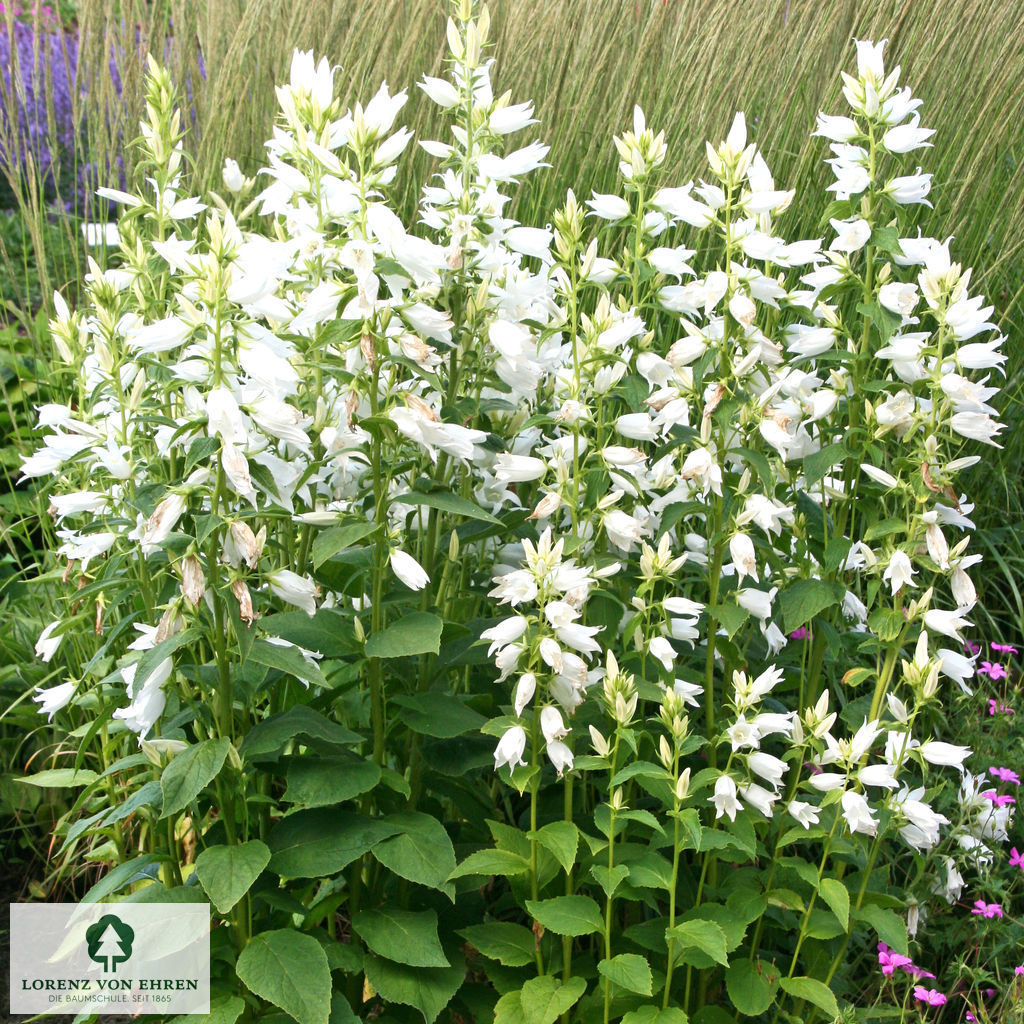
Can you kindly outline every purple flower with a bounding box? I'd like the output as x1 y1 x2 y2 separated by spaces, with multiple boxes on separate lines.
991 642 1019 654
913 986 947 1007
1010 847 1024 871
970 900 1003 918
980 790 1016 807
965 640 982 656
989 766 1021 785
877 941 913 976
789 627 810 640
1016 965 1024 975
988 699 1014 716
980 661 1008 680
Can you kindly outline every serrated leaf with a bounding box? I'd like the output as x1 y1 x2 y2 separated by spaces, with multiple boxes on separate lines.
458 922 536 967
621 1010 690 1024
864 518 907 542
448 848 530 880
160 738 230 819
533 821 579 875
284 754 381 807
856 904 908 955
392 692 487 738
804 442 848 489
780 579 844 633
520 975 587 1024
353 908 449 968
668 919 729 967
778 976 838 1019
365 612 443 659
195 840 270 914
394 490 502 525
493 991 528 1024
236 930 331 1024
373 812 456 899
241 705 361 762
16 768 98 788
247 637 326 687
362 953 464 1024
818 877 850 930
725 958 778 1017
267 810 400 878
598 954 653 996
312 521 379 567
526 895 604 937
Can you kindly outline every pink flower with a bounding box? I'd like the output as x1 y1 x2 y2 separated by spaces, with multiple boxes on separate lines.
913 987 947 1007
980 661 1008 680
1016 965 1024 975
907 964 936 980
989 766 1021 785
988 699 1014 716
980 790 1016 807
789 627 810 640
877 942 913 976
1010 847 1024 870
991 642 1019 654
970 900 1003 918
965 640 982 656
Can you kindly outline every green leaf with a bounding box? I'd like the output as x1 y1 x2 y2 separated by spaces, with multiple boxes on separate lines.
818 877 850 930
194 840 270 914
284 754 381 807
16 768 98 788
668 920 729 967
598 954 653 996
82 854 165 903
353 907 449 968
312 521 379 567
267 810 400 878
868 607 905 642
855 904 908 955
328 992 360 1024
169 995 245 1024
590 863 630 899
778 976 838 1020
780 579 844 633
394 490 502 525
160 739 230 819
526 896 604 937
247 637 326 688
448 848 530 880
864 518 907 542
458 922 536 967
869 225 903 256
372 812 456 899
708 602 749 639
803 442 848 489
724 958 778 1017
365 612 443 659
236 930 331 1024
362 953 464 1024
520 975 587 1024
260 609 358 660
857 299 902 346
392 692 487 738
241 705 361 762
132 628 202 694
493 991 528 1024
100 780 163 827
534 821 579 875
621 1009 689 1024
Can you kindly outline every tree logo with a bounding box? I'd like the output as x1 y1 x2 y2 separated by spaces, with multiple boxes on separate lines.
85 914 135 973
